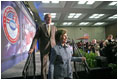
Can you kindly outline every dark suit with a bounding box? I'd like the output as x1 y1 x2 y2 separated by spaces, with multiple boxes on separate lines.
30 24 57 78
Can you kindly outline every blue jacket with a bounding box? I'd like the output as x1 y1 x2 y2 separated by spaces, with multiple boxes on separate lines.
48 44 83 79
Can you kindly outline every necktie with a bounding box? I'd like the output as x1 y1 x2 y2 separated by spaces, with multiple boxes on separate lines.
48 25 50 36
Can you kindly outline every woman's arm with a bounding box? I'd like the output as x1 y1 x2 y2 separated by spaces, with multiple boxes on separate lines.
71 57 86 62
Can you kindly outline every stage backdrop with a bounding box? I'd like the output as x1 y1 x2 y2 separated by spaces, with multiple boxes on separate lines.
1 1 36 72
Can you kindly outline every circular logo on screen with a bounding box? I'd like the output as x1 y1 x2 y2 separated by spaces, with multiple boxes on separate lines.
3 6 19 44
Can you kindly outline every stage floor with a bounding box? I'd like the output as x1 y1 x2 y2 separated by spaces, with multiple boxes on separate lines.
1 52 41 78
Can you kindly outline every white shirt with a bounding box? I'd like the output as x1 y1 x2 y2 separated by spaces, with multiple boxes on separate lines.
46 24 51 30
46 24 51 35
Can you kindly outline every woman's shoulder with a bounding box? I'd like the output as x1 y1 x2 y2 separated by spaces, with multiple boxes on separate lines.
53 44 60 50
51 45 61 55
52 44 63 52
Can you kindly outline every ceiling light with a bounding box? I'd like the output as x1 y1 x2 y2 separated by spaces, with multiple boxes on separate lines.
68 22 72 25
74 13 82 18
73 15 79 18
89 14 104 19
63 22 68 25
78 1 86 4
86 1 95 5
69 13 76 16
68 13 82 19
51 13 56 16
51 16 56 18
89 14 98 18
43 13 56 18
108 14 117 19
99 14 104 16
51 13 56 18
76 13 82 16
51 1 59 3
108 1 117 6
94 22 105 25
79 22 89 25
68 16 73 18
63 22 72 26
42 1 50 3
78 1 95 5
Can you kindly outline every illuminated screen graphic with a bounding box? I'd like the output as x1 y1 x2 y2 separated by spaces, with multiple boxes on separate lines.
1 1 36 72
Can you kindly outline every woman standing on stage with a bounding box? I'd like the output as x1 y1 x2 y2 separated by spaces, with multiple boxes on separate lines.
48 29 86 79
